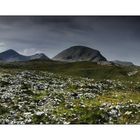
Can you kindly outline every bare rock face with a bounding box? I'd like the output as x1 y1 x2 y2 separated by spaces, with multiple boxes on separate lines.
97 61 112 66
53 46 107 62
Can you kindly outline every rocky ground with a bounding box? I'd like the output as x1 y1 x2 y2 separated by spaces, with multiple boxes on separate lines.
0 69 140 124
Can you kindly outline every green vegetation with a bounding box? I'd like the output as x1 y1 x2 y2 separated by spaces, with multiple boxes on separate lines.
53 90 140 124
0 60 139 80
0 60 139 124
0 105 9 115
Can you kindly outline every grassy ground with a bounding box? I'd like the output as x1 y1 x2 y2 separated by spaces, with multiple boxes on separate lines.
52 90 140 124
0 60 139 80
0 61 140 124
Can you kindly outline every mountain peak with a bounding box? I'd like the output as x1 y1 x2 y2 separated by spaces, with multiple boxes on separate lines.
69 45 97 50
53 45 107 62
3 49 19 54
29 53 49 60
6 49 16 52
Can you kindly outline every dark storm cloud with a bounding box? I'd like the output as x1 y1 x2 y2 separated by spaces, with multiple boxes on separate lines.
0 16 140 64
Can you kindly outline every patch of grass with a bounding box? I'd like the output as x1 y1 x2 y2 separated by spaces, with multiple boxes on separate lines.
97 91 140 104
0 105 9 115
33 91 49 101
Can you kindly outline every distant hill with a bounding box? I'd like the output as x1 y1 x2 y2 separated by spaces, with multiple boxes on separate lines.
112 60 134 66
53 46 107 62
0 49 50 62
29 53 49 60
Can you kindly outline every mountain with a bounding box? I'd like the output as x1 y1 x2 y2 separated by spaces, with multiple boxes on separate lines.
29 53 49 60
0 49 49 62
0 49 28 62
112 60 134 66
53 46 107 62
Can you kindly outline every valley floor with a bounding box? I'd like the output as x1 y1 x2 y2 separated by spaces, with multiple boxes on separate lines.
0 69 140 124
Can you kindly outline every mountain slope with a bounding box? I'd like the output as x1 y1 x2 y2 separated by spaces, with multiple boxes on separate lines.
0 49 49 62
112 60 134 66
29 53 50 60
53 46 107 62
0 49 28 62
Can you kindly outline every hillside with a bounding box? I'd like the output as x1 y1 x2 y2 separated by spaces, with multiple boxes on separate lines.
0 61 139 124
0 60 139 81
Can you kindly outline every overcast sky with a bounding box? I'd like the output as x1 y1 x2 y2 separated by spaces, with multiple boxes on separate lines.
0 16 140 65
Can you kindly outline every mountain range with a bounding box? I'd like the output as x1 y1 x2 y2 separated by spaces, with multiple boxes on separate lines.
0 49 50 62
0 46 134 66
